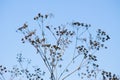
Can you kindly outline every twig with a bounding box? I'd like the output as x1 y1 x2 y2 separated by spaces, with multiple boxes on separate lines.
37 46 56 80
0 73 6 80
47 27 57 40
62 58 84 80
73 28 79 62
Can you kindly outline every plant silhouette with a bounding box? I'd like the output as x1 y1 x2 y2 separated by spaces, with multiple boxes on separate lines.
0 13 119 80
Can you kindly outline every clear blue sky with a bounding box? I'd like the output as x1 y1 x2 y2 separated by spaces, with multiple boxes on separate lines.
0 0 120 79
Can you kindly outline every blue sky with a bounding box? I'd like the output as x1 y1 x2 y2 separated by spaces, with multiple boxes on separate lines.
0 0 120 79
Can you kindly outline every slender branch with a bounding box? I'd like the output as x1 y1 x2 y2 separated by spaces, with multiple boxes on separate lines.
58 58 72 80
62 68 79 80
62 58 84 80
41 17 45 38
58 52 84 80
0 77 2 80
78 29 87 37
37 20 41 29
73 28 79 62
30 42 52 75
55 66 58 80
37 47 52 73
38 51 56 80
37 46 56 80
49 28 57 40
0 73 6 80
58 55 77 80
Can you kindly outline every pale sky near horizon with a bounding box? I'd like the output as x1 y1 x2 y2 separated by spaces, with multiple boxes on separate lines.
0 0 120 79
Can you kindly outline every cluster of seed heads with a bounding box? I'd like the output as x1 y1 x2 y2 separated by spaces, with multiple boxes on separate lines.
102 71 119 80
0 65 7 74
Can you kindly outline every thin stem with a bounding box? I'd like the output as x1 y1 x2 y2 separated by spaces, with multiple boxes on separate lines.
37 46 56 80
37 20 41 30
73 28 78 62
49 28 57 40
58 52 82 80
38 48 51 73
62 68 78 80
58 59 72 80
62 58 84 80
0 77 2 80
55 67 57 80
0 73 6 80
